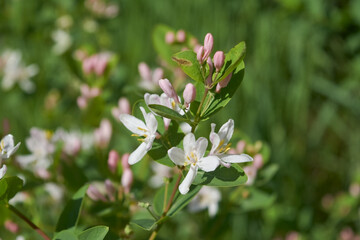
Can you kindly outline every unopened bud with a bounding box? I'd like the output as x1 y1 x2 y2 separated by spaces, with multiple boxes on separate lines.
215 73 232 93
87 185 107 202
165 31 175 44
94 54 109 76
94 119 112 149
82 57 94 75
108 150 120 173
138 62 152 82
183 83 196 106
122 168 133 194
176 30 186 42
105 179 116 201
4 220 19 233
197 46 205 64
213 51 225 71
205 57 213 87
138 202 150 208
253 154 264 169
203 33 214 59
159 79 179 103
236 140 246 153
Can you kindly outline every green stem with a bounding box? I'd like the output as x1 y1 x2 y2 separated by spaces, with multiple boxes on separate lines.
7 204 51 240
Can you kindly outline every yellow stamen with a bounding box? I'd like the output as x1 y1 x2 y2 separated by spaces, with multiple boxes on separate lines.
131 134 139 137
0 140 4 151
137 138 145 142
171 100 176 109
137 127 148 132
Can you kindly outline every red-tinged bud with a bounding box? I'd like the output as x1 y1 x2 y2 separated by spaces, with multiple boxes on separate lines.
213 51 225 72
176 30 186 42
205 57 213 87
165 31 175 44
94 119 112 149
4 220 19 233
215 73 232 93
87 185 107 202
204 33 214 58
159 78 179 103
121 153 130 169
253 154 264 169
236 140 246 153
197 46 205 64
183 83 196 107
122 168 133 194
77 96 88 109
108 150 120 173
105 179 116 201
138 62 152 82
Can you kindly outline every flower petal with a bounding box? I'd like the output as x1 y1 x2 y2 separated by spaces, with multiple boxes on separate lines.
195 137 208 159
140 107 158 135
179 122 192 134
168 147 185 166
119 114 147 135
128 142 148 165
218 119 234 143
179 165 198 195
5 142 21 159
220 153 253 163
198 156 220 172
0 164 7 179
183 133 195 155
1 134 15 149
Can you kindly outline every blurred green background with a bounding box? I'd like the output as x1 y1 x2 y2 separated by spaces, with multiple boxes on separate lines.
1 0 360 239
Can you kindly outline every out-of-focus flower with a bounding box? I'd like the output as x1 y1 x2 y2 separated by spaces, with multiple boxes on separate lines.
52 29 72 55
112 97 131 121
165 31 175 44
56 15 73 29
4 220 19 233
94 119 112 149
176 30 186 43
189 186 221 217
119 107 157 165
108 150 119 174
168 133 219 194
339 227 360 240
121 153 133 194
285 231 300 240
82 52 112 76
0 50 38 93
349 183 360 197
53 128 82 156
149 162 172 188
83 19 98 33
87 180 117 202
44 183 64 202
0 134 21 180
77 84 101 109
85 0 119 18
138 62 164 91
17 128 55 179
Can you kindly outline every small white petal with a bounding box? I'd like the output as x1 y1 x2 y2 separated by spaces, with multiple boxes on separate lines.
145 135 155 151
168 147 185 166
221 153 253 163
146 113 158 135
5 142 21 159
218 119 234 143
179 122 192 134
195 137 208 159
198 156 220 172
208 203 218 217
119 114 147 135
179 165 198 195
128 142 148 165
16 155 37 168
183 133 195 155
0 164 7 179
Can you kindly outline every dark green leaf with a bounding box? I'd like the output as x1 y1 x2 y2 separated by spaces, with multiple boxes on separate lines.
53 229 79 240
148 104 191 124
55 184 89 233
0 177 23 204
172 50 204 82
213 41 246 84
256 164 279 186
193 164 247 187
131 219 156 231
0 179 8 200
167 184 202 217
78 226 109 240
202 61 245 119
240 188 276 211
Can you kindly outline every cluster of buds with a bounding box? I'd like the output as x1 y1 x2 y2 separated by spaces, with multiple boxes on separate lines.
165 29 186 44
196 33 232 93
84 0 119 18
87 179 117 202
82 52 112 76
107 151 133 194
77 84 101 109
138 62 164 91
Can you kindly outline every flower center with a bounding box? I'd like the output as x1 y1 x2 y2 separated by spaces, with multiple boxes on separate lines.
216 139 231 154
132 127 149 142
185 151 198 166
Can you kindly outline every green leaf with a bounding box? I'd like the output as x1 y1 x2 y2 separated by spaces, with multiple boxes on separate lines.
240 188 276 211
172 50 204 82
55 184 89 233
193 164 247 187
148 104 190 124
78 226 109 240
53 229 78 240
201 61 245 119
131 219 156 231
0 177 23 204
167 184 202 217
256 164 279 186
213 41 246 84
153 177 178 216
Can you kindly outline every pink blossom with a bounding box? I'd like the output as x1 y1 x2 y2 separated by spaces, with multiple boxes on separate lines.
108 150 119 173
94 119 112 149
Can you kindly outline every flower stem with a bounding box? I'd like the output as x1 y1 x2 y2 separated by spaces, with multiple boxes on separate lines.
7 204 50 240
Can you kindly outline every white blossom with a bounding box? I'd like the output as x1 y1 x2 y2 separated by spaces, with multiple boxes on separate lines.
189 186 221 217
0 134 21 180
52 29 72 55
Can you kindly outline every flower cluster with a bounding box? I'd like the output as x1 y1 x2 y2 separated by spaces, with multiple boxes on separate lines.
0 134 21 180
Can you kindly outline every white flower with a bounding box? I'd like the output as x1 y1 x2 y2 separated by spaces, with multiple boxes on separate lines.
1 50 38 93
168 133 220 195
209 119 253 167
144 93 191 133
138 62 163 91
0 134 21 180
16 128 55 178
52 29 72 55
119 107 158 165
149 162 172 188
53 128 82 156
188 186 221 217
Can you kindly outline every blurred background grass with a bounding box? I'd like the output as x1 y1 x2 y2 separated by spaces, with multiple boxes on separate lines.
1 0 360 239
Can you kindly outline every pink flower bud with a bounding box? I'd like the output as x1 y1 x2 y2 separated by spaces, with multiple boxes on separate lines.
152 68 164 83
77 96 87 109
108 150 120 173
236 140 246 153
183 83 196 106
105 179 116 201
213 51 225 71
159 79 179 103
176 30 186 42
215 73 232 93
5 220 19 233
163 118 171 131
205 57 213 87
82 57 94 75
94 119 112 149
197 46 205 64
165 31 175 44
80 84 91 97
122 168 133 194
253 154 264 169
87 184 107 202
94 54 109 76
138 62 152 82
204 33 214 59
89 87 101 98
121 153 130 169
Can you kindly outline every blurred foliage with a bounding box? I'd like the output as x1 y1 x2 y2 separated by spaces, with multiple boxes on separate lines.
0 0 360 239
